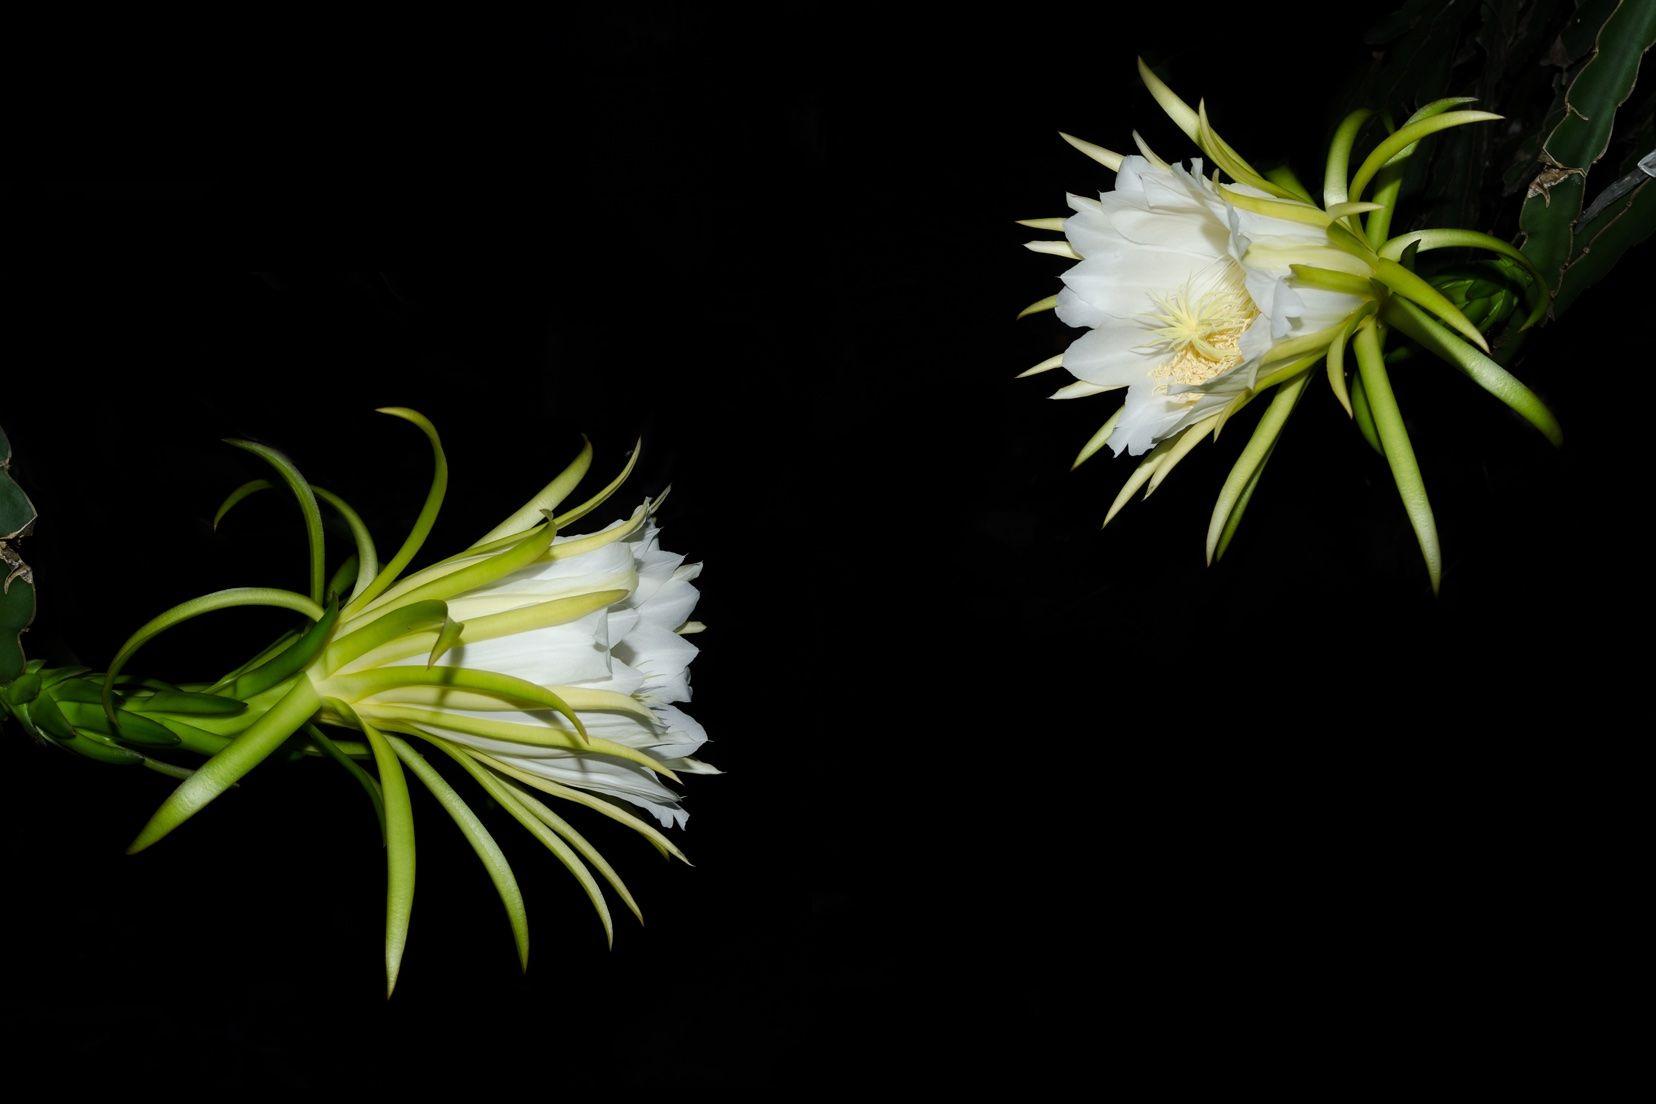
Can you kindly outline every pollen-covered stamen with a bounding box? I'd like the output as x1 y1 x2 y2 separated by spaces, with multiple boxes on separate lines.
1138 264 1260 387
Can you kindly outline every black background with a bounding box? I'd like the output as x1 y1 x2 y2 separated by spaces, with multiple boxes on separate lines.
3 4 1642 1089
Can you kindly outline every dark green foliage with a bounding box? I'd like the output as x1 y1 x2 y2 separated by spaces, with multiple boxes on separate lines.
1354 1 1655 332
1 423 38 683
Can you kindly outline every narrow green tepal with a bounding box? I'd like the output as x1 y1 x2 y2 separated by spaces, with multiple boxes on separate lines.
127 677 323 853
224 440 327 606
1383 298 1563 447
388 735 528 971
1353 323 1442 594
1206 375 1308 565
328 698 415 997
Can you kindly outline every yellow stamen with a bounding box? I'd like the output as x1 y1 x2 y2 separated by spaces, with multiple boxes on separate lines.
1139 265 1259 388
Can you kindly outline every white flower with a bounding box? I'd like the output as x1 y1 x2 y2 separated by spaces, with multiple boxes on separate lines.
101 418 714 981
335 498 714 830
1016 61 1553 590
1053 155 1364 456
398 507 713 829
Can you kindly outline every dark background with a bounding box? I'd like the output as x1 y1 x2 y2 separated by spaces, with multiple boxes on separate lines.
2 4 1641 1089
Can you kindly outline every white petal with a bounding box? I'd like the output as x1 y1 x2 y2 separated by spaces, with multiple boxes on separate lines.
414 609 613 685
1109 385 1196 457
1062 323 1157 389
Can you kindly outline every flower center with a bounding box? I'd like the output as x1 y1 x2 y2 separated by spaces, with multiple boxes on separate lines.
1139 263 1260 388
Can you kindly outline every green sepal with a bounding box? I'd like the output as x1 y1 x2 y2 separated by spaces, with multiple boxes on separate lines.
305 723 385 840
127 676 324 853
1265 163 1314 204
47 678 107 705
501 780 643 927
128 691 249 717
1214 445 1270 563
224 440 327 605
1349 109 1501 203
1369 257 1490 352
428 738 614 947
103 587 325 728
472 437 589 549
368 520 554 613
552 440 641 530
428 617 464 668
1324 109 1374 208
220 479 381 604
325 665 590 744
3 669 41 707
63 732 146 767
326 555 360 605
344 409 448 615
1381 228 1550 330
1206 374 1310 564
55 701 181 749
1381 297 1562 447
1352 322 1441 593
26 687 76 741
323 599 450 673
328 698 415 997
223 601 340 699
387 734 530 971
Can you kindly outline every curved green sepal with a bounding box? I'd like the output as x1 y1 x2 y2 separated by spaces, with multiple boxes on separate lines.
1370 257 1490 352
1349 371 1381 453
388 735 529 971
1072 407 1124 470
1206 373 1309 564
330 699 415 996
474 437 591 549
1264 164 1314 204
372 521 554 613
55 701 182 749
326 555 360 605
127 676 323 853
224 440 327 604
212 480 270 531
429 741 613 947
344 409 448 616
1348 110 1501 204
1289 264 1378 297
471 749 688 864
324 600 451 673
128 690 249 717
427 616 464 668
324 665 589 744
1382 298 1562 447
554 440 641 529
104 588 325 727
222 601 341 700
219 480 380 604
1324 109 1374 208
503 780 642 926
306 722 385 841
1352 322 1441 592
1381 228 1550 330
